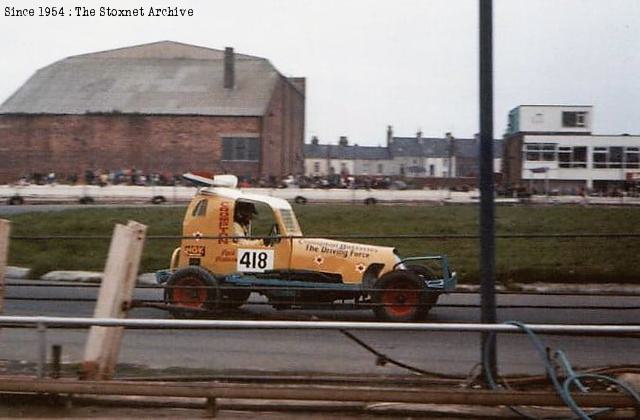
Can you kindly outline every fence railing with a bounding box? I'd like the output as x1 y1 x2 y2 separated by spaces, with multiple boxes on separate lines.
1 316 639 382
3 316 640 333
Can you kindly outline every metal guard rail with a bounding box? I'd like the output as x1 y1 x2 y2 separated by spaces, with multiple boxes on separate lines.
1 316 639 334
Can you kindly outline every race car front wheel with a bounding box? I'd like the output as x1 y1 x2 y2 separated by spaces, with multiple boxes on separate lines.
372 270 429 322
406 264 440 308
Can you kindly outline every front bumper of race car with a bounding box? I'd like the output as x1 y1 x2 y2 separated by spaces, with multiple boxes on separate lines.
395 255 457 292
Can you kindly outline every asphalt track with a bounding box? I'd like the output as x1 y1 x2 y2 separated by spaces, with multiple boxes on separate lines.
2 280 639 377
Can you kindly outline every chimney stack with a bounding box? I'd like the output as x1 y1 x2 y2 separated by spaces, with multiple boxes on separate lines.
224 47 235 89
339 136 348 146
386 125 393 147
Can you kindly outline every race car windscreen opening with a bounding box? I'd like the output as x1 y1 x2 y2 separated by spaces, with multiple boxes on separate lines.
247 201 279 240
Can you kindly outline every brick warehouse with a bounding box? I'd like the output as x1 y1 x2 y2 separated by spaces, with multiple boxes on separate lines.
0 41 305 183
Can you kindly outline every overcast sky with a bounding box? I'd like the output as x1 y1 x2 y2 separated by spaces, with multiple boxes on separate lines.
1 0 638 146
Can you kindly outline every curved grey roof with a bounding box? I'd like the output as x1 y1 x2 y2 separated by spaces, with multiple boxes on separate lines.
0 41 280 116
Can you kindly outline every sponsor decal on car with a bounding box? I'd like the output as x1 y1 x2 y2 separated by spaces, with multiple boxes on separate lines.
184 244 206 256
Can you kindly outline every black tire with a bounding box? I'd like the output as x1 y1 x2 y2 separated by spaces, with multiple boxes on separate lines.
406 264 440 309
294 196 308 205
151 195 166 205
165 266 218 318
372 270 428 322
7 195 24 205
364 197 377 205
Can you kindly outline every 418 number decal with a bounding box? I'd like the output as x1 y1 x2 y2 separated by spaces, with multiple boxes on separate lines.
237 249 274 273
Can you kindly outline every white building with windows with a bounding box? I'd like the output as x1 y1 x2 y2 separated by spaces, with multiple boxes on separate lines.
303 129 503 180
503 105 640 193
303 137 392 177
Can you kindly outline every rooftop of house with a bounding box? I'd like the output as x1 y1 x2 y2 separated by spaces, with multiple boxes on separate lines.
304 136 503 160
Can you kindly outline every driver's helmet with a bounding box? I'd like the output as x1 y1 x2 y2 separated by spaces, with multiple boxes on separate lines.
235 201 258 217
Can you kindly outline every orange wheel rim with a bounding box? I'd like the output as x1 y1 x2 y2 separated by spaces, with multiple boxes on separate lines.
172 277 207 308
382 280 418 317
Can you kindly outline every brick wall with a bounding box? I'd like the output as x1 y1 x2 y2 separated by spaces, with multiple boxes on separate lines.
0 114 266 182
0 75 304 183
261 77 305 177
502 134 524 187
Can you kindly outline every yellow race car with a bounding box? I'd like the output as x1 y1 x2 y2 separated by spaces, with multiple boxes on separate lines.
157 174 456 321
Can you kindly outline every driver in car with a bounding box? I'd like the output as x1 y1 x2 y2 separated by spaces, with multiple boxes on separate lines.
233 201 257 238
233 201 278 246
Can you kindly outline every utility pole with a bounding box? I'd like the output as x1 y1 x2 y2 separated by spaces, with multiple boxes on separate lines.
479 0 497 381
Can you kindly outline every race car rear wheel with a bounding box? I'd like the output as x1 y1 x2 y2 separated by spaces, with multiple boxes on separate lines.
372 270 428 322
165 267 218 318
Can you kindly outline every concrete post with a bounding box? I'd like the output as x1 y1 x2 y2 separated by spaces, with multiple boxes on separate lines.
81 221 147 380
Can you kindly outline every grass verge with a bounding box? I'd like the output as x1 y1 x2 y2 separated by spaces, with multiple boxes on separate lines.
2 204 639 284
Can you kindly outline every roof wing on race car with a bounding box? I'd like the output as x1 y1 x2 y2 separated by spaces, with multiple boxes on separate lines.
183 173 238 189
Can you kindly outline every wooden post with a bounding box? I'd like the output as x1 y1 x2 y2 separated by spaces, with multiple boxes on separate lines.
0 219 9 315
81 221 147 380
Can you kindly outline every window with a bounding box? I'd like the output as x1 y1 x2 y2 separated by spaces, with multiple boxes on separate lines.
626 147 639 169
525 143 541 161
279 209 301 235
558 147 571 167
593 147 607 168
542 144 556 161
573 147 587 167
609 147 623 168
429 164 435 176
313 162 320 173
246 201 277 240
525 143 556 161
377 163 383 174
191 199 208 217
592 146 640 169
562 111 587 128
362 162 370 174
558 146 587 168
222 137 260 161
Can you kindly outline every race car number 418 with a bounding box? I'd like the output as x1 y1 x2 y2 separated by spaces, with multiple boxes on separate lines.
237 249 275 273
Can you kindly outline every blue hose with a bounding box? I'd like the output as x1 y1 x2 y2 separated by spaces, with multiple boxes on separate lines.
483 321 640 419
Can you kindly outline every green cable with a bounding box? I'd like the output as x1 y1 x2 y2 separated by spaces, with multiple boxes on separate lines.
483 321 640 419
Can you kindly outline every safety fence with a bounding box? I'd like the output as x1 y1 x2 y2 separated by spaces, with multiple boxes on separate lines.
2 224 640 417
5 232 640 313
7 232 640 283
0 316 639 418
9 230 640 289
